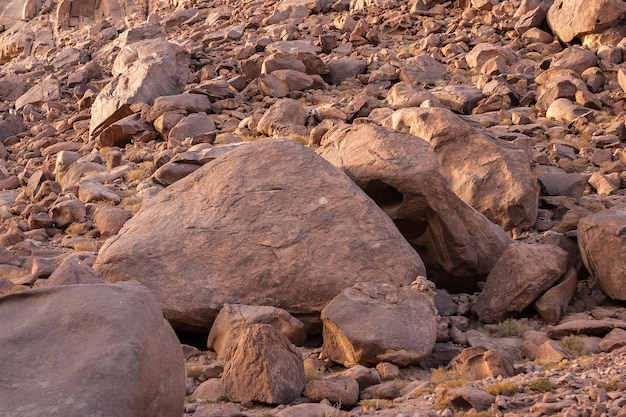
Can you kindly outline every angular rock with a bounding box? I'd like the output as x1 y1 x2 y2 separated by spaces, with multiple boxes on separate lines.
318 123 510 290
89 39 190 138
208 304 306 359
339 364 381 390
578 207 626 300
43 256 106 287
429 85 483 114
221 324 305 404
449 346 515 379
535 340 567 362
598 328 626 352
399 54 445 86
168 113 216 145
304 375 359 407
15 77 61 111
94 140 425 331
327 57 366 84
93 205 133 236
547 0 626 43
385 107 539 232
0 283 185 417
550 47 598 75
256 98 307 137
534 267 578 324
321 282 437 367
473 243 568 323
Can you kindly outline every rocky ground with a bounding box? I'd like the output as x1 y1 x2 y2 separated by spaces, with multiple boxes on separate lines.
1 0 626 416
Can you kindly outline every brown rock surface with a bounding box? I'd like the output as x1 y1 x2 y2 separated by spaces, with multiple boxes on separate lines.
0 283 185 417
385 107 539 232
221 324 305 405
578 206 626 300
321 282 437 367
94 140 425 331
318 123 510 290
473 243 569 323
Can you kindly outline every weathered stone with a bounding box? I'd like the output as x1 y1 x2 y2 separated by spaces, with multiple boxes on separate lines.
43 256 106 287
550 47 598 75
473 243 568 323
578 207 626 300
143 93 212 124
190 379 227 403
429 85 483 114
15 78 61 111
339 364 381 390
97 113 154 148
90 39 190 138
222 324 305 404
93 205 133 236
449 346 515 379
304 375 359 407
94 140 425 331
385 107 539 232
327 57 366 84
78 181 121 204
546 319 626 338
521 330 550 360
0 114 26 142
399 54 446 86
359 381 401 400
439 386 495 412
318 122 510 290
534 267 578 324
598 328 626 352
547 0 626 43
208 304 306 359
49 198 87 228
546 98 596 124
168 113 216 145
321 282 437 367
256 98 307 136
536 340 567 362
0 283 185 417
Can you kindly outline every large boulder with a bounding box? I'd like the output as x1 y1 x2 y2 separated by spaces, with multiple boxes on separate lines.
94 140 425 331
473 243 569 323
0 283 185 417
385 107 539 233
321 282 437 367
578 206 626 300
221 324 305 404
89 39 190 138
547 0 626 43
317 123 510 290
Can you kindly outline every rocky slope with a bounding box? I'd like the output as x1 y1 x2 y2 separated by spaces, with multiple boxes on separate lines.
0 0 626 416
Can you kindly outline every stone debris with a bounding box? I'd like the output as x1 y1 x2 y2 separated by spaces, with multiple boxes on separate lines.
0 0 625 415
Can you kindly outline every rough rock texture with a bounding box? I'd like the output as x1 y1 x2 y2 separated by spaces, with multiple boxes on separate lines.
547 0 626 43
0 283 185 417
473 243 569 323
317 123 511 291
89 39 190 138
207 304 307 359
321 282 437 367
385 107 539 232
221 324 305 404
578 206 626 300
94 140 425 331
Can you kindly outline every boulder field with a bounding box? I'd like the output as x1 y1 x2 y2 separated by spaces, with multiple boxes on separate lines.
0 0 625 415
